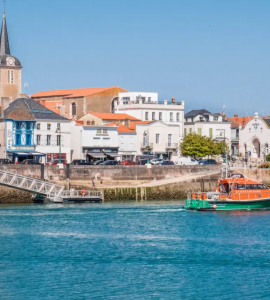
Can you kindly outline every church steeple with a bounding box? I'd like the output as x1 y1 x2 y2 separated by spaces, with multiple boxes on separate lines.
0 12 10 55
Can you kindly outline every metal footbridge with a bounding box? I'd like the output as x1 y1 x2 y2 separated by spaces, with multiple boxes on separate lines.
0 169 103 203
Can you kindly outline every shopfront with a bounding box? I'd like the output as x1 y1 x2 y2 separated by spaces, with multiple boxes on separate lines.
83 147 119 161
7 151 46 163
47 153 67 162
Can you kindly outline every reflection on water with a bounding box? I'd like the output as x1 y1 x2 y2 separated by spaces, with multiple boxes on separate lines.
1 201 270 300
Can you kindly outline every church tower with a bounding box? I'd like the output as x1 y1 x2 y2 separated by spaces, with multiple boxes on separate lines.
0 12 22 109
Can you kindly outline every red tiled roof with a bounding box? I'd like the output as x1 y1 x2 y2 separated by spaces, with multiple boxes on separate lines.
226 116 254 127
129 121 152 130
104 122 135 133
88 112 140 121
31 87 128 99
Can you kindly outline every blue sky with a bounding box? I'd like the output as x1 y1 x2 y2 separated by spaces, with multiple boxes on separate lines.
5 0 270 116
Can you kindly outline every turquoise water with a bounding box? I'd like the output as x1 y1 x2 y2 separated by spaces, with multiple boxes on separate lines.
1 202 270 299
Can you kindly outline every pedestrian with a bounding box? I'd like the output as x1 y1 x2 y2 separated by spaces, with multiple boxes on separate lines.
92 179 95 187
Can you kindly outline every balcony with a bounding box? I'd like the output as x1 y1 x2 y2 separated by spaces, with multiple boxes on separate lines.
166 143 179 150
141 143 153 150
231 137 239 142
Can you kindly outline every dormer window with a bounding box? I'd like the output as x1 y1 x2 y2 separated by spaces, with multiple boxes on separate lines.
214 116 218 121
199 117 204 121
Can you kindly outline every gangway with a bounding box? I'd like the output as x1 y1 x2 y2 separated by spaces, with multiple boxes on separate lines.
0 169 103 203
0 169 64 199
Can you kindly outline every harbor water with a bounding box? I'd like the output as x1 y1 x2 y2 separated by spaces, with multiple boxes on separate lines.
1 202 270 299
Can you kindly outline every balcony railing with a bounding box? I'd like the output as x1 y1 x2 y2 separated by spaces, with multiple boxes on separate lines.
141 143 153 150
166 143 179 149
231 137 239 141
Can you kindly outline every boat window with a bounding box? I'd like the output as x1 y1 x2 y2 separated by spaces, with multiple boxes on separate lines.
235 184 268 190
219 183 229 193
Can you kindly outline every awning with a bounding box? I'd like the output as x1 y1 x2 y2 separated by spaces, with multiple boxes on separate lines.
88 153 106 158
8 151 46 157
105 153 120 158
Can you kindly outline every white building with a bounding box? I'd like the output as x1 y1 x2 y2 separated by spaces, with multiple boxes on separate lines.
0 97 71 163
135 121 180 160
184 109 231 150
71 124 119 161
114 92 185 143
239 112 270 162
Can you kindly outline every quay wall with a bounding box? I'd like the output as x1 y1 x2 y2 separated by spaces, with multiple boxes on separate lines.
0 165 220 181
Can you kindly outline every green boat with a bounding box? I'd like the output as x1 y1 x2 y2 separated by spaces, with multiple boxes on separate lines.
185 174 270 211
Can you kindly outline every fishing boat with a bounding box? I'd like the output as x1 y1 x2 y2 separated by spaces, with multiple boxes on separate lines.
185 173 270 211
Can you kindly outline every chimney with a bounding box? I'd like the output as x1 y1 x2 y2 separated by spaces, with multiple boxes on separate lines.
164 100 168 105
234 114 238 118
117 120 120 126
125 118 130 128
171 96 175 105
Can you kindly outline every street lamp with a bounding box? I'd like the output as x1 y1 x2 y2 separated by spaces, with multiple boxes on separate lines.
55 126 62 164
143 130 150 164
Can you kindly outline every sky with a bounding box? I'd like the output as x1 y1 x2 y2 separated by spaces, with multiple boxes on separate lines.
4 0 270 116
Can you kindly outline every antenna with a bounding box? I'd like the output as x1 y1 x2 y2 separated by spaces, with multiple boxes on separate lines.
3 0 6 13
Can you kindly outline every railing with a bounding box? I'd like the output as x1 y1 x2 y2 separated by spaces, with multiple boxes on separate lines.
166 143 178 149
141 143 153 149
231 137 239 141
0 170 64 198
60 190 103 199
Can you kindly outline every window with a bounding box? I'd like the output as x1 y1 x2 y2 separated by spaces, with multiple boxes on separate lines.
170 113 173 121
15 134 20 145
71 102 76 116
209 128 213 137
57 123 60 131
189 128 192 134
46 135 51 146
159 112 162 120
152 112 155 120
47 123 51 130
198 128 202 135
177 113 180 121
143 135 148 147
199 117 204 121
145 112 149 120
87 121 90 125
103 129 108 134
97 129 102 134
148 97 151 102
123 97 130 104
156 134 160 144
36 135 41 145
36 123 40 130
57 135 61 146
214 116 218 121
168 134 172 146
191 118 194 122
184 128 187 136
8 70 14 84
26 134 31 145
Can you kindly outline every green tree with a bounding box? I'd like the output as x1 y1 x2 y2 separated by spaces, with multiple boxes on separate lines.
266 153 270 162
180 133 229 158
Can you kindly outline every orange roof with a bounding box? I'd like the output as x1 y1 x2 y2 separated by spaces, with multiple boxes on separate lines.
31 87 128 99
226 115 254 127
104 122 135 133
129 121 152 130
88 112 140 121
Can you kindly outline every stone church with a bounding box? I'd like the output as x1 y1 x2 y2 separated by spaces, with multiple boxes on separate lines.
0 12 22 109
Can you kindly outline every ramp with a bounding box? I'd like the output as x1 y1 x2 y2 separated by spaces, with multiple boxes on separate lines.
0 170 64 198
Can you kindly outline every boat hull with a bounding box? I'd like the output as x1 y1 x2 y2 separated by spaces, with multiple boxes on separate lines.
185 198 270 211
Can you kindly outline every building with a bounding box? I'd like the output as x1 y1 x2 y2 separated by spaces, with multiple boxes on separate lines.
239 112 270 162
31 87 128 120
114 92 185 142
0 12 22 108
184 109 231 151
136 121 180 160
71 124 119 161
0 98 71 163
78 112 140 126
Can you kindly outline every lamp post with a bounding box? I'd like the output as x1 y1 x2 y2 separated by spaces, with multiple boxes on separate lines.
143 130 150 164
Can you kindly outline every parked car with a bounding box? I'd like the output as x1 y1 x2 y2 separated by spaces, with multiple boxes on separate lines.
0 158 12 164
136 159 149 165
159 160 175 165
46 159 67 165
150 159 163 165
100 160 118 165
94 160 104 165
199 159 217 165
120 160 136 165
71 159 93 165
21 159 40 165
175 157 198 166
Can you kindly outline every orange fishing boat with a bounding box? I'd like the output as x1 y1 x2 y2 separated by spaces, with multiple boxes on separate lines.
185 174 270 211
